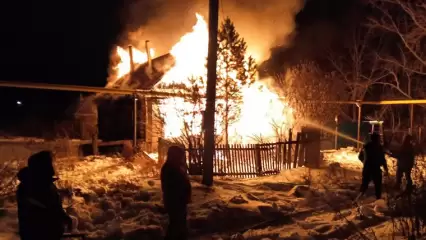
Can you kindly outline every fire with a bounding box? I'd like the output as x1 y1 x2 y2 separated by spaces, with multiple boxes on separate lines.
159 13 209 88
114 46 155 80
112 13 295 144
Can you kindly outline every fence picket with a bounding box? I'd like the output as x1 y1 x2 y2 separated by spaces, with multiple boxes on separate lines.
293 133 301 168
250 144 255 177
237 144 244 178
287 132 293 170
246 144 251 177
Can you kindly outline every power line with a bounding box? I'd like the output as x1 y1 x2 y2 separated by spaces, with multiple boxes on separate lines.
0 81 191 98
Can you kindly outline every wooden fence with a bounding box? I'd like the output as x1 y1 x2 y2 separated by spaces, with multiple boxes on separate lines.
186 133 307 178
156 128 324 178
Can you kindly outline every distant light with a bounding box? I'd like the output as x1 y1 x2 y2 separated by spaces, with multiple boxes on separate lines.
16 101 22 105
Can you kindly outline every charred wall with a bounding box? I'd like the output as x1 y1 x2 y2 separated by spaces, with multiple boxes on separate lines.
97 96 144 141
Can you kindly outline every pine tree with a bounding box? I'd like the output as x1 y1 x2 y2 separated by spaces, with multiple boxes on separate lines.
216 17 257 145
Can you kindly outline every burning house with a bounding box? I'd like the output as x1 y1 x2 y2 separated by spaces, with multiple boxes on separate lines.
75 48 176 154
75 13 295 156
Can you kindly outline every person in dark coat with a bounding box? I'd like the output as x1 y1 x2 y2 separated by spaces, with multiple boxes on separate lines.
17 151 72 240
393 134 415 192
161 146 191 240
357 133 389 200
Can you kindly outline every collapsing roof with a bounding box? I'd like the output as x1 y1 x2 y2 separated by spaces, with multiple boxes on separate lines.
111 53 175 90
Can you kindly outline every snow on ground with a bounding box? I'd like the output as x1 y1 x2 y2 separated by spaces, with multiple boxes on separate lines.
0 148 421 239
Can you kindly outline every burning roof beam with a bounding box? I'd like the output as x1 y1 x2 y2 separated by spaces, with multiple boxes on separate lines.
112 53 176 90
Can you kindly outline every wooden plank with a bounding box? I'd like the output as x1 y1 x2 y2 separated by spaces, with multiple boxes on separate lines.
236 144 242 178
287 129 293 169
214 147 257 150
272 145 275 171
228 144 233 176
233 144 238 178
293 133 301 168
244 144 249 178
298 133 306 167
276 143 280 171
229 144 234 176
237 144 242 177
247 144 252 176
266 145 271 172
216 144 220 175
272 144 277 172
238 145 243 178
282 142 286 170
261 145 267 173
268 145 272 172
255 144 262 176
253 144 258 176
219 144 224 175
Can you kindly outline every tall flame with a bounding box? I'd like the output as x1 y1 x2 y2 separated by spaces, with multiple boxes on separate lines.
159 13 209 88
115 46 155 80
112 14 294 144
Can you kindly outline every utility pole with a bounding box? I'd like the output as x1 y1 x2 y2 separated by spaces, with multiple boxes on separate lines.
202 0 219 186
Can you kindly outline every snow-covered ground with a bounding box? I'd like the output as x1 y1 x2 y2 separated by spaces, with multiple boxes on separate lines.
0 148 421 240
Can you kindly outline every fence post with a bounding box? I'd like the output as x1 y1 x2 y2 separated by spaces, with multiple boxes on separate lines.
298 133 306 166
287 129 293 169
275 143 280 172
293 133 301 168
255 144 262 176
283 142 287 169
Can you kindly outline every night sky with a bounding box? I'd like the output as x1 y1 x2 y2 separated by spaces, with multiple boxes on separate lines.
0 0 125 130
0 0 359 135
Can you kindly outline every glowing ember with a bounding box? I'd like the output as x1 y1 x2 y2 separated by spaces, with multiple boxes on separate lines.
112 13 295 144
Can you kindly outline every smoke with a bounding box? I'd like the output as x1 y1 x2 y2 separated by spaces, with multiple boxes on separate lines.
120 0 304 62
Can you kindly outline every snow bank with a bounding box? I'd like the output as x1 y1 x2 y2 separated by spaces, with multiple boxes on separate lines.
56 156 146 194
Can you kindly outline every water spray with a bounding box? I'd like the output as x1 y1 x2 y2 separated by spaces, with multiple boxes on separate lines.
300 119 364 145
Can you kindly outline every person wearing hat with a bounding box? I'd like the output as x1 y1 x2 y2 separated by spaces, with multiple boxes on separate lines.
357 133 389 200
16 151 72 240
392 134 415 193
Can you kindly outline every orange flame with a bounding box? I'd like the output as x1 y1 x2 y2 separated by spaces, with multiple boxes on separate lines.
157 14 294 143
111 14 295 144
115 46 155 80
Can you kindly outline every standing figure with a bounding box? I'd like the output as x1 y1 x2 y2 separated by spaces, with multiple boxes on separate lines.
357 133 389 200
393 134 415 192
161 146 191 240
17 151 72 240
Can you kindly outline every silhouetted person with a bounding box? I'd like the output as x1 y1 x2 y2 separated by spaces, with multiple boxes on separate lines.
161 146 191 240
17 151 72 240
393 134 415 192
357 133 389 200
